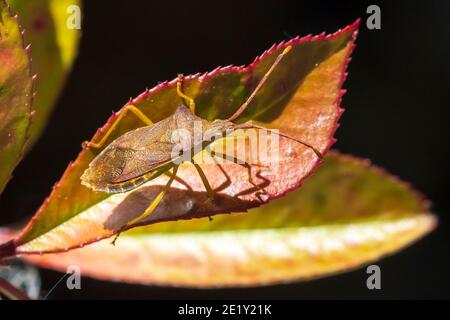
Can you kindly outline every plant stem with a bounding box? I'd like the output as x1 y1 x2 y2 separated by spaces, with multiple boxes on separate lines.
0 277 31 300
0 240 16 260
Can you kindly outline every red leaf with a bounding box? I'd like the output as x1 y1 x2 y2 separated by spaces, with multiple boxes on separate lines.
4 21 359 255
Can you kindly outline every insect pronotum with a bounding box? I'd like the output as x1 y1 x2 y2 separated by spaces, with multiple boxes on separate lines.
80 45 322 244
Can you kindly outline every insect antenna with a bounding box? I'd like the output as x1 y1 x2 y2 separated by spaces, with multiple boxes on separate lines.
227 45 292 122
234 123 323 159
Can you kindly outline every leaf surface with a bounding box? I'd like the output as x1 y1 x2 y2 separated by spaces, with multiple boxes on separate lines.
0 0 33 194
8 22 359 254
8 0 81 147
19 152 436 287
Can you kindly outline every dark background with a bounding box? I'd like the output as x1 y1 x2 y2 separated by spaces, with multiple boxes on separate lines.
1 0 449 299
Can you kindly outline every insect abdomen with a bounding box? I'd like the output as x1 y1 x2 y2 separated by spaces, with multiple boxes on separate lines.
105 175 148 193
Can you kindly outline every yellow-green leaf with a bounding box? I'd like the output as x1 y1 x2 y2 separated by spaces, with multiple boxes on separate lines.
8 0 81 147
9 22 359 253
0 0 33 194
18 152 436 287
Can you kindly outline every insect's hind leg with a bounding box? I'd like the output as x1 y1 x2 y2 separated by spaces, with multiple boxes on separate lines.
191 159 214 201
111 165 179 245
87 105 153 149
177 74 196 113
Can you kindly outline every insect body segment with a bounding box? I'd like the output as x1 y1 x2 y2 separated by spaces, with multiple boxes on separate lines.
102 169 165 194
81 45 322 244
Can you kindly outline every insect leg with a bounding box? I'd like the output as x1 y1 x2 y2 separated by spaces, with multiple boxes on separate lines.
206 148 269 201
163 171 193 191
227 45 292 122
177 74 196 113
131 165 179 223
204 135 252 188
87 104 153 149
111 165 179 245
191 160 214 201
199 147 231 192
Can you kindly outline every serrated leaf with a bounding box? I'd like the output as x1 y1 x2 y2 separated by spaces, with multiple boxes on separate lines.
8 0 81 147
15 152 435 287
6 22 359 254
0 0 33 194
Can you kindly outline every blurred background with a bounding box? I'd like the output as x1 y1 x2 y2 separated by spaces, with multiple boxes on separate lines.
0 0 449 299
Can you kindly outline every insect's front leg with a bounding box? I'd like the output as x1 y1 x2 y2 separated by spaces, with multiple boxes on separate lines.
86 104 154 149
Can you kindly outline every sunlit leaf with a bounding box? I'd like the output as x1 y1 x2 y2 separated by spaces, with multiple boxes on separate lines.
8 0 81 147
16 152 436 287
6 22 359 254
0 0 33 194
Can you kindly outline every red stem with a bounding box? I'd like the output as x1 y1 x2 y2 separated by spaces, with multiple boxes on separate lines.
0 240 16 260
0 277 31 300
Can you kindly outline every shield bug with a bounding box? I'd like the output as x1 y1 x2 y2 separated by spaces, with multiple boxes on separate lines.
80 46 322 243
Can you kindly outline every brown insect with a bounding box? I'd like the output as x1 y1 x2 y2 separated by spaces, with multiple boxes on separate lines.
80 46 322 243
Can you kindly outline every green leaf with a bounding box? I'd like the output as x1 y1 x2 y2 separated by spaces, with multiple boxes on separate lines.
8 0 81 147
0 0 33 194
18 152 435 287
